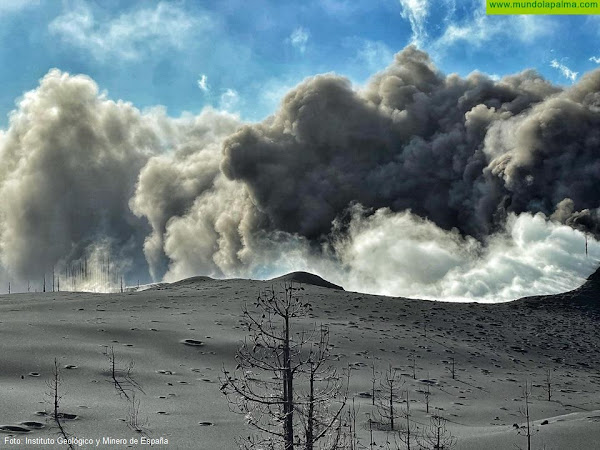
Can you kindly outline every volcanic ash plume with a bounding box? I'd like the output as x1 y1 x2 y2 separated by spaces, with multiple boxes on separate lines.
0 69 243 291
221 46 588 240
0 69 155 289
1 47 600 300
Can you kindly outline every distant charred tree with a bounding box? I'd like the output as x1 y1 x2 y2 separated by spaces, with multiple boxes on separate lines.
395 391 417 450
367 413 375 450
515 381 536 450
46 359 75 450
297 327 349 450
374 365 403 431
126 391 149 435
103 346 148 435
446 357 455 380
416 412 457 450
423 378 431 414
221 284 348 450
342 398 361 450
103 345 144 401
542 369 553 402
371 363 377 407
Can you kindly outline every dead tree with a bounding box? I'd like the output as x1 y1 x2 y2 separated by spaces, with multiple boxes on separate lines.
103 345 144 401
417 412 457 450
367 413 375 450
343 398 361 450
371 363 377 406
375 365 403 431
297 327 348 450
103 346 147 435
423 379 431 414
126 391 149 435
395 391 416 450
515 381 536 450
221 284 348 450
542 369 552 402
447 357 455 380
46 359 75 450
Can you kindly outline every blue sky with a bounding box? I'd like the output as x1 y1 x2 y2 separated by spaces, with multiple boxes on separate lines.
0 0 599 127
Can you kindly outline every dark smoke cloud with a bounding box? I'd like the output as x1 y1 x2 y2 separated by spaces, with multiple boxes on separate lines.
2 47 600 300
484 69 600 232
221 46 564 240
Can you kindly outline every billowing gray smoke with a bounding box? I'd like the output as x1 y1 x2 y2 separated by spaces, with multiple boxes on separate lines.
221 46 588 240
129 108 242 280
0 69 244 289
0 69 155 285
1 47 600 300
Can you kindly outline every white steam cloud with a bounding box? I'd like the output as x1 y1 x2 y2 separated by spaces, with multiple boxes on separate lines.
332 208 598 301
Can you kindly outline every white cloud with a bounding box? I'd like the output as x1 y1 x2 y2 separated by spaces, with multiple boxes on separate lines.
197 74 209 92
49 2 207 61
550 59 578 82
220 89 240 111
356 40 394 72
0 0 39 15
256 76 308 118
289 27 310 53
319 0 363 16
434 10 551 51
398 0 429 46
589 56 600 64
261 80 296 105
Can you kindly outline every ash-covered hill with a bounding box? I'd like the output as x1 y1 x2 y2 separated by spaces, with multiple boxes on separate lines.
516 265 600 313
149 271 344 292
267 271 344 291
168 275 215 287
